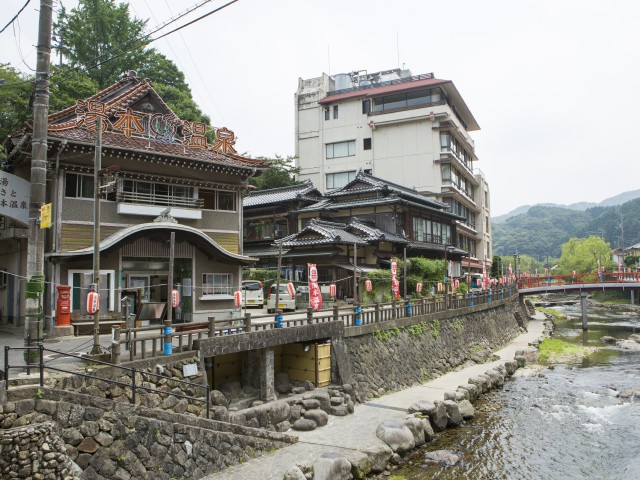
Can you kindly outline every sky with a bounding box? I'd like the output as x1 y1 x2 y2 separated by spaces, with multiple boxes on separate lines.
2 0 640 216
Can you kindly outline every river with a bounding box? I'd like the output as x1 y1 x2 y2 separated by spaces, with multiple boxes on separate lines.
387 300 640 480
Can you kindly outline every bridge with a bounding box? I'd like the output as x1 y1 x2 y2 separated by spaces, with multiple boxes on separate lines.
516 272 640 331
517 272 640 298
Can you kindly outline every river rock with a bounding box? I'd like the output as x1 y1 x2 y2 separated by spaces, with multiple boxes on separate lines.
515 355 527 368
468 376 488 394
629 334 640 343
210 390 229 407
423 449 461 467
304 409 329 427
408 400 436 416
444 391 457 401
283 466 306 480
429 402 449 432
344 450 372 479
305 391 331 412
359 444 392 473
485 369 505 387
404 417 426 447
456 387 470 401
458 399 475 420
313 452 351 480
458 383 479 401
275 372 291 394
600 336 617 344
375 420 415 453
292 418 317 431
504 361 517 376
443 400 463 427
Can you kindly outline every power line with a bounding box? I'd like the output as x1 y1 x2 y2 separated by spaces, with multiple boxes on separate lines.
0 0 31 36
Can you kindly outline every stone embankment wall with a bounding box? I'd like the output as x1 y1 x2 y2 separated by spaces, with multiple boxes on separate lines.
344 298 525 401
1 387 295 480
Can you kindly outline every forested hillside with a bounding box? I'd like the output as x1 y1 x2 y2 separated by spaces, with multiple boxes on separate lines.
493 198 640 258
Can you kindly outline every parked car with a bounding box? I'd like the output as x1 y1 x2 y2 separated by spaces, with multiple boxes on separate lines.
266 283 296 313
241 280 264 308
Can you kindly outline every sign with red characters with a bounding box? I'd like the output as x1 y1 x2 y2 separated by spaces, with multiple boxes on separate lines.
308 264 322 311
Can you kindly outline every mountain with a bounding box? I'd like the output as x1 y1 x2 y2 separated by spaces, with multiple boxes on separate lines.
492 189 640 223
492 197 640 258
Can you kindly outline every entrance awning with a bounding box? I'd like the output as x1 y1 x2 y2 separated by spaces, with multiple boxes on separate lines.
46 221 255 265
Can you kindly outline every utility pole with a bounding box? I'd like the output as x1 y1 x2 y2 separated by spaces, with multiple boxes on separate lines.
25 0 53 352
91 117 103 354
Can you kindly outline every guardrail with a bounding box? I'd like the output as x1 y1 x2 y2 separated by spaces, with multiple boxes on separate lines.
518 272 640 289
3 345 210 417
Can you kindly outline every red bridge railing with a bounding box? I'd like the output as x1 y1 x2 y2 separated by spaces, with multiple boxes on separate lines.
518 272 640 289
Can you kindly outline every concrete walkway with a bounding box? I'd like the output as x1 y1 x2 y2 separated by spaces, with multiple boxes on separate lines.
207 313 547 479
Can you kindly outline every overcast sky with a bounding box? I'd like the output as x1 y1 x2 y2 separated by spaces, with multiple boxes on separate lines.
3 0 640 216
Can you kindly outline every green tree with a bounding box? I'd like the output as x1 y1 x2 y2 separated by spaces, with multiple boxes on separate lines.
0 65 32 160
54 0 148 88
250 155 300 190
558 236 612 274
49 66 99 112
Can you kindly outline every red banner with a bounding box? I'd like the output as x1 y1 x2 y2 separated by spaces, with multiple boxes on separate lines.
308 264 322 311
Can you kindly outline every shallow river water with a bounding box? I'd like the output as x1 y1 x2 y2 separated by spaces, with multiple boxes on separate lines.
390 302 640 480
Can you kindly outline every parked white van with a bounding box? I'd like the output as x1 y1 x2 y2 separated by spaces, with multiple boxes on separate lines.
266 283 296 313
241 280 264 308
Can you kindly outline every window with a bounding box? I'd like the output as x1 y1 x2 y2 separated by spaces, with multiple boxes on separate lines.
68 269 115 313
441 165 474 200
65 173 94 199
363 138 372 150
333 105 339 119
200 189 236 211
412 218 451 245
326 171 356 189
0 268 6 288
326 140 355 159
324 107 330 121
440 132 473 171
373 88 444 113
202 273 233 296
121 180 197 208
362 99 371 114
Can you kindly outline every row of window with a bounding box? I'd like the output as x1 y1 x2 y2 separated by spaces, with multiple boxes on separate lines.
441 165 474 200
324 105 339 120
65 173 236 211
440 132 473 171
325 138 371 160
445 198 476 229
412 218 452 245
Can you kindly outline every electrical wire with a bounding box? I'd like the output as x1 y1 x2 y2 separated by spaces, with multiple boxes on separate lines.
0 0 31 36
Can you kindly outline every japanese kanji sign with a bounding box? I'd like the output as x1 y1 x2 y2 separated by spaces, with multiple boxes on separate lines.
71 99 237 154
0 172 29 226
40 203 51 229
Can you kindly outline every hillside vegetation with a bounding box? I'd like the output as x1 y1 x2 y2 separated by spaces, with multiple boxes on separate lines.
493 198 640 258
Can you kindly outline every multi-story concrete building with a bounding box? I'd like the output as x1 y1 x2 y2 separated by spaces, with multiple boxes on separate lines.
295 68 491 273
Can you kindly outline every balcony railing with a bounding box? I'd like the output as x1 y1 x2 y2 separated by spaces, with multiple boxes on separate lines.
117 191 204 209
327 72 435 96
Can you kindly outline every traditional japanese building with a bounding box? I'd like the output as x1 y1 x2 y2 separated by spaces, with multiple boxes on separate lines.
243 170 464 298
1 71 266 326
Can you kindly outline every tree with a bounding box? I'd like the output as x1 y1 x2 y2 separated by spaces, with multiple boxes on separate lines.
0 65 32 160
54 0 148 88
49 66 99 113
558 236 612 274
250 155 300 190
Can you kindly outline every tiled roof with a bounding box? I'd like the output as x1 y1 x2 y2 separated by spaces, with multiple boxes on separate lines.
243 180 320 207
47 128 265 170
18 71 266 171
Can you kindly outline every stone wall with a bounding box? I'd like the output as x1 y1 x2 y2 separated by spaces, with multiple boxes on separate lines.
0 421 80 479
1 387 296 480
344 298 525 401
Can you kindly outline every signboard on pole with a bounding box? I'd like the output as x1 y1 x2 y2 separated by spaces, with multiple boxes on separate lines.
40 203 51 229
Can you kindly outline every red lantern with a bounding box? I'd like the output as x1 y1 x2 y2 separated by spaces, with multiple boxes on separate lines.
454 279 460 290
329 284 336 297
286 282 295 298
171 289 180 308
365 279 372 292
391 260 397 276
416 282 422 293
437 282 443 293
234 290 242 307
87 291 99 315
